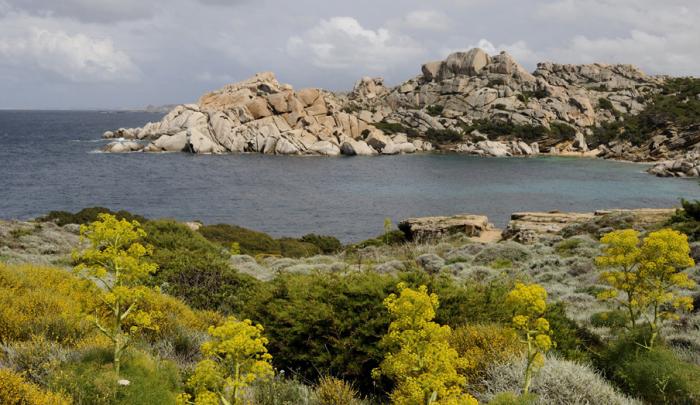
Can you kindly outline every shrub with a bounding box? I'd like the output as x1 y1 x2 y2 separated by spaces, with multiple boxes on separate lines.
549 122 576 141
299 234 342 254
240 271 397 396
426 104 444 116
450 323 524 384
0 263 98 344
480 355 640 405
243 376 314 405
0 368 71 405
590 310 629 330
614 347 700 404
462 119 550 142
425 128 463 143
0 336 70 386
278 238 322 258
473 241 531 266
598 329 700 404
38 206 146 226
598 97 617 113
314 376 361 405
50 349 180 405
371 121 418 137
198 223 280 256
154 248 260 314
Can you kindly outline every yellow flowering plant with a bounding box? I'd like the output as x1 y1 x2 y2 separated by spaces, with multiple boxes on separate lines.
178 317 274 405
373 283 478 405
72 213 159 380
505 283 553 395
596 228 695 347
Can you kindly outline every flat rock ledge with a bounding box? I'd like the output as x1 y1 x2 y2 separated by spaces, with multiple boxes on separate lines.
503 208 676 243
398 214 493 242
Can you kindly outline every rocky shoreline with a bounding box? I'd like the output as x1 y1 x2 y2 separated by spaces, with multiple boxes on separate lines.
100 47 699 177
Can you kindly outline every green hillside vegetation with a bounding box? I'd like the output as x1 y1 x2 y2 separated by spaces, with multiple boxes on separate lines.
591 77 700 146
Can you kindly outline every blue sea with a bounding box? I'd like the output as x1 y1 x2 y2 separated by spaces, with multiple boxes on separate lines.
1 110 699 242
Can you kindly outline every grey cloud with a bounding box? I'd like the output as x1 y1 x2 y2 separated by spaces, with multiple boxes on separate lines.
0 0 698 109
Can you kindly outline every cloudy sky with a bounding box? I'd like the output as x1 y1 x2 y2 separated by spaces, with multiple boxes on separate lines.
0 0 698 109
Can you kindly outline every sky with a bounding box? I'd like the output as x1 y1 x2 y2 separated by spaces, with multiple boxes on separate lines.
0 0 698 109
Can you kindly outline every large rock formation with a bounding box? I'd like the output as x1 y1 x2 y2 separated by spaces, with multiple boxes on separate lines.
398 214 493 242
103 72 431 156
103 48 667 158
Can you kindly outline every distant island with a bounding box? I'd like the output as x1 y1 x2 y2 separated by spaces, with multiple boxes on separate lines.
101 47 700 177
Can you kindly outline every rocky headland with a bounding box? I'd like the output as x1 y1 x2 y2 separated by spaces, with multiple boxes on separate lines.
102 48 700 176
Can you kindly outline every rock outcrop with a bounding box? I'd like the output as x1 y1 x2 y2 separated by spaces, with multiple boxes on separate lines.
503 208 676 243
103 72 432 156
103 47 667 159
398 214 493 242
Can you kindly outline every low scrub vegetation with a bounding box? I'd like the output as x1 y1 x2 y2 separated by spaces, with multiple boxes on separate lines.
591 77 700 146
2 210 700 404
462 119 576 142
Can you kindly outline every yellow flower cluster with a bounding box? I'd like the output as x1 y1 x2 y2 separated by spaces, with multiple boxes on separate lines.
505 283 554 394
0 368 71 405
596 228 696 345
181 317 274 405
375 283 478 405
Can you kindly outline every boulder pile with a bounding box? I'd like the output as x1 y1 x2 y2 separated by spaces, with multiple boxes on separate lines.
102 72 432 155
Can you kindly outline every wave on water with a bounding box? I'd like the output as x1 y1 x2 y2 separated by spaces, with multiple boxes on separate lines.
70 138 113 143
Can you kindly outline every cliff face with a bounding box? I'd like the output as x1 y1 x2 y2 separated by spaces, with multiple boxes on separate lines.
103 47 670 158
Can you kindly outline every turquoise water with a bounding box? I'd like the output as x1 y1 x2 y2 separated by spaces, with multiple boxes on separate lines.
1 110 699 242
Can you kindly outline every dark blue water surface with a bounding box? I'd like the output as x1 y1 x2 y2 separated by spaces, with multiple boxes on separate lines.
2 110 700 242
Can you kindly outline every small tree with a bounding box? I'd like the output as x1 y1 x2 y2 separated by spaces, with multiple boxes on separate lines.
373 283 477 405
179 317 274 405
73 213 158 380
596 228 695 347
505 282 553 395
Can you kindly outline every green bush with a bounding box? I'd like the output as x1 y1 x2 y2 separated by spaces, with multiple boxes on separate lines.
243 376 314 405
241 271 397 396
143 219 259 314
667 199 700 241
198 224 336 258
617 348 700 404
425 128 463 143
426 104 444 116
299 234 342 254
590 310 629 330
597 98 617 115
462 119 549 142
278 238 322 258
38 207 146 226
198 223 280 255
546 303 603 362
597 329 700 404
371 121 418 137
351 230 406 249
50 349 181 405
151 248 259 314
